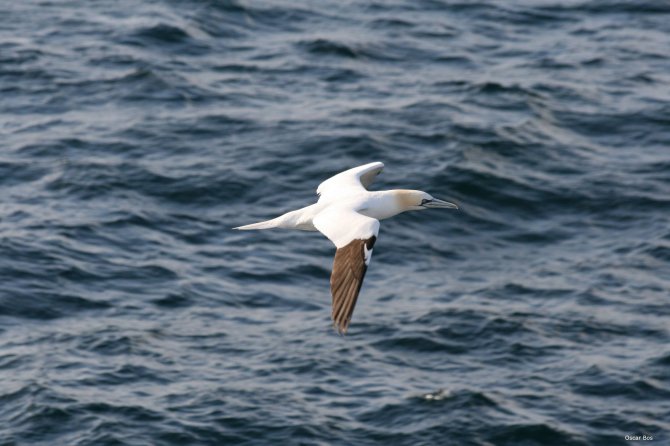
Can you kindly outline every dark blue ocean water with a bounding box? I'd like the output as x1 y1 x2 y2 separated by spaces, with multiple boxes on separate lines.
1 1 669 445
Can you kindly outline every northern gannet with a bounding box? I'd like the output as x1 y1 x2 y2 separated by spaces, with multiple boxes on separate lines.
234 162 458 334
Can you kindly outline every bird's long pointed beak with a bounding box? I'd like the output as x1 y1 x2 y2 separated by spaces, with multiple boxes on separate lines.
424 198 458 209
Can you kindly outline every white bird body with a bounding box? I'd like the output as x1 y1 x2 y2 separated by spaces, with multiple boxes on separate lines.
234 162 458 333
239 191 404 231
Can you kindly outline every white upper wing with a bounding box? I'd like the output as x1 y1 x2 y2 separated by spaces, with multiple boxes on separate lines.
316 161 384 200
313 205 379 249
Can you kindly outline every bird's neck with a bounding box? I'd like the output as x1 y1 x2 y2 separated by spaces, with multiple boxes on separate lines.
359 190 414 220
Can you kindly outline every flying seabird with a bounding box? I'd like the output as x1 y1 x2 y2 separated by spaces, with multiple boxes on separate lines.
234 162 458 334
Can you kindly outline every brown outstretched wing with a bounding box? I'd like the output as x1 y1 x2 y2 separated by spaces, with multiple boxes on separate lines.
330 236 376 334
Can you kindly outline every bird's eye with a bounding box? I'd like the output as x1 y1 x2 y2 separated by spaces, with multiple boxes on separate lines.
420 198 430 205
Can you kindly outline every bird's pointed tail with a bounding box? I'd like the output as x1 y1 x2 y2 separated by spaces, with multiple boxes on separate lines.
233 217 281 230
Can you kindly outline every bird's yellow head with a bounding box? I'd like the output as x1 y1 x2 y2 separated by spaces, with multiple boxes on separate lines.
395 190 459 212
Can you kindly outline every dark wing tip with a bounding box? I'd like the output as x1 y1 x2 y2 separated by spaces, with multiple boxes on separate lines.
334 320 348 336
329 236 376 334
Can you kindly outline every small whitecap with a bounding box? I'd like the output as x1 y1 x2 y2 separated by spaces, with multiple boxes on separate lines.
421 388 451 401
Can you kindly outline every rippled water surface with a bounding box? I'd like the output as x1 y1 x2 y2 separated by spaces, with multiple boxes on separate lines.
2 1 669 445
